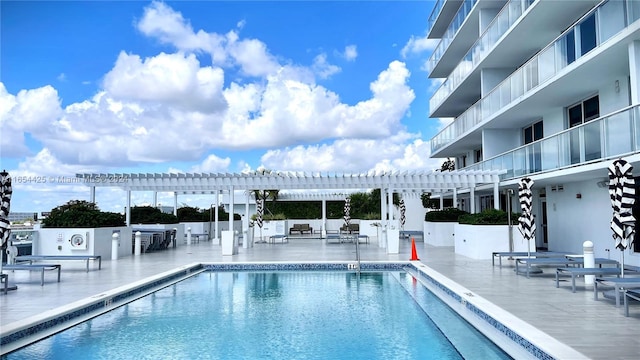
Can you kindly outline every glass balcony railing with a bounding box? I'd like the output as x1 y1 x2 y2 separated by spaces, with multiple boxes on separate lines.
427 0 446 35
429 0 536 109
431 0 640 154
427 0 477 74
463 105 640 180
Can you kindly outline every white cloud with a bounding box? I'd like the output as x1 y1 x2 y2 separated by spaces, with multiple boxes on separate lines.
343 45 358 61
103 51 227 113
401 35 438 58
312 53 341 79
57 73 67 82
261 132 441 173
190 154 231 173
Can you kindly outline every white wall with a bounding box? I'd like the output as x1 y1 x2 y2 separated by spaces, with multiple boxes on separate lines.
36 227 132 259
544 179 639 267
482 129 521 158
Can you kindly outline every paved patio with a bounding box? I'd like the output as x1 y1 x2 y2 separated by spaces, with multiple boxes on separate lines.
1 238 639 359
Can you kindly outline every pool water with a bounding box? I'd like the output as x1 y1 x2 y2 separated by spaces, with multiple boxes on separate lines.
5 271 511 359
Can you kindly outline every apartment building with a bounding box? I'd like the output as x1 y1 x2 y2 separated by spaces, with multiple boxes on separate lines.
426 0 640 264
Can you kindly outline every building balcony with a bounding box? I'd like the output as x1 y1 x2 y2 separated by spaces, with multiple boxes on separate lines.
427 0 465 39
429 0 601 118
427 0 480 78
463 104 640 181
431 0 640 155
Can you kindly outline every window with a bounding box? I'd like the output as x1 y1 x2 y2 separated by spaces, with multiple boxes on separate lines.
568 95 599 127
579 14 597 56
523 121 543 144
474 149 482 163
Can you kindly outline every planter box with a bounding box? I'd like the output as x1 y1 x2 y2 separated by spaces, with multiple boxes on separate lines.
454 224 528 260
424 221 455 247
386 220 400 254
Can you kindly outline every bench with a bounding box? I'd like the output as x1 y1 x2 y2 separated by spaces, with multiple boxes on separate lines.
400 230 423 241
16 255 102 272
2 264 61 286
289 224 313 235
340 223 359 234
269 235 288 244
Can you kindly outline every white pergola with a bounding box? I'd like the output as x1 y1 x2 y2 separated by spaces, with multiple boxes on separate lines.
75 169 505 242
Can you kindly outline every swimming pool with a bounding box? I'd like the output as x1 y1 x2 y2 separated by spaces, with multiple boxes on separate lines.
4 269 511 359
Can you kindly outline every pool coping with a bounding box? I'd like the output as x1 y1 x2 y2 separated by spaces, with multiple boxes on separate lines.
0 261 586 359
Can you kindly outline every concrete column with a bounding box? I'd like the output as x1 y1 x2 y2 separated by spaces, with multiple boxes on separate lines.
381 188 387 248
439 194 444 210
321 198 327 238
153 192 158 207
243 193 250 249
214 190 220 245
470 185 476 214
126 191 131 226
494 182 500 210
173 192 178 216
228 186 235 235
628 41 640 104
90 186 96 204
453 188 458 209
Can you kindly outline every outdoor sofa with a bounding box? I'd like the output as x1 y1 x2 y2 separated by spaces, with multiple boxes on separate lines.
289 224 313 235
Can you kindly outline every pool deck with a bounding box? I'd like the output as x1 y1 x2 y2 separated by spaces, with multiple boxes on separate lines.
1 238 639 359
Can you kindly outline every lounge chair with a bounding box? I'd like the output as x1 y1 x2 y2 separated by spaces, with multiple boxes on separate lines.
516 257 618 278
594 277 640 307
555 267 634 293
624 289 640 316
15 255 102 272
2 264 61 286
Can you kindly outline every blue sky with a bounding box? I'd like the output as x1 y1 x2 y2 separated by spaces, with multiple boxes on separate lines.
1 0 446 214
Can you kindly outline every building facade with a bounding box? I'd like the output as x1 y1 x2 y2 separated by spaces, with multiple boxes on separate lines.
427 0 640 264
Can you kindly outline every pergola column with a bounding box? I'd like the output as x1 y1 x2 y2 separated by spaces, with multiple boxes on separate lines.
453 188 458 209
90 186 95 204
439 194 444 210
493 182 500 210
153 192 158 207
126 190 131 226
173 192 178 216
243 192 251 248
321 198 327 238
470 185 476 214
380 188 387 248
228 186 235 234
214 190 220 245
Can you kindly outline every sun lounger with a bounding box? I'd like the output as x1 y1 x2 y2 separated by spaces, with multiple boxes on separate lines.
491 251 568 267
516 257 618 278
268 235 288 244
594 277 640 307
555 267 629 293
15 255 101 272
2 264 61 286
624 289 640 316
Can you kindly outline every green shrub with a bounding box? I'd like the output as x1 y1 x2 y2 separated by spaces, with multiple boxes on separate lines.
42 200 125 228
457 209 520 225
263 213 287 221
424 208 469 222
362 213 381 220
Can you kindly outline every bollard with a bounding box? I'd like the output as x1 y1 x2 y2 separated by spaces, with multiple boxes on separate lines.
135 231 142 256
187 227 192 246
111 233 119 261
583 240 595 285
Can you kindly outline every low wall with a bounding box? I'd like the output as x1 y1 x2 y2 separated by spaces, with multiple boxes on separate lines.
424 222 455 247
454 224 528 260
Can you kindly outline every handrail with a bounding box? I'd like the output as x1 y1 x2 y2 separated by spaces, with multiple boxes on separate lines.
461 104 640 179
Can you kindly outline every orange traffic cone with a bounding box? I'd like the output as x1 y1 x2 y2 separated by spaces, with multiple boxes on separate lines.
410 237 420 261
